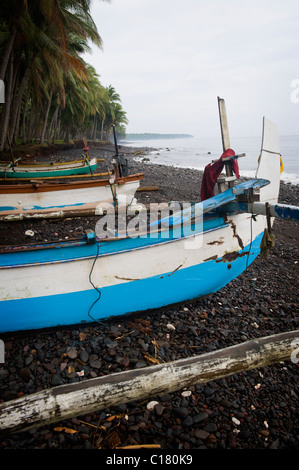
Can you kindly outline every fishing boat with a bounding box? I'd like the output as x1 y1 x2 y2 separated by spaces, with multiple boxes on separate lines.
0 172 144 220
0 133 144 218
0 156 98 179
0 105 298 333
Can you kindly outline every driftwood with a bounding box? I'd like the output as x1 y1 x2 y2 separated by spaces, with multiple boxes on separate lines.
0 330 298 436
137 186 159 192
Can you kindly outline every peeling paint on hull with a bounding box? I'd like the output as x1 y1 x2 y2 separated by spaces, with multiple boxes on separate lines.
0 213 265 333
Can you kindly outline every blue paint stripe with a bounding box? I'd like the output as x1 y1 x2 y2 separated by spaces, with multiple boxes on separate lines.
273 203 299 221
0 215 226 268
0 203 86 212
0 233 263 333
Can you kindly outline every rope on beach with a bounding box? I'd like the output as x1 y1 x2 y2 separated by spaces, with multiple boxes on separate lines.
87 242 105 325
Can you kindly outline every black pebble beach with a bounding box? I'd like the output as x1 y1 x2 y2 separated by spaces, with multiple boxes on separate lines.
0 144 298 450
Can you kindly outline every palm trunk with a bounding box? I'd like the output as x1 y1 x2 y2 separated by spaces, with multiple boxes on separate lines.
22 87 31 144
64 124 71 143
8 62 31 144
27 101 36 143
100 118 105 140
0 29 16 81
90 113 96 139
0 52 14 151
40 89 53 142
48 103 59 142
32 110 41 142
12 98 22 144
93 113 98 140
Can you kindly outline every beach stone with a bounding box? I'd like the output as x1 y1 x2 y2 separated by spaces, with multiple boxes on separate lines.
135 361 146 369
67 347 78 359
238 430 251 440
193 412 209 424
90 359 102 369
204 386 215 397
147 400 159 410
180 398 189 407
183 415 193 427
160 394 172 402
154 404 165 416
80 350 89 363
51 374 64 386
119 357 130 368
18 368 31 382
174 407 189 419
0 370 9 380
107 341 118 349
195 429 210 440
24 356 33 366
110 325 121 336
203 423 218 433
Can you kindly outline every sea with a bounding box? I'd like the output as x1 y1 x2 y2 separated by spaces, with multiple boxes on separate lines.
122 135 299 186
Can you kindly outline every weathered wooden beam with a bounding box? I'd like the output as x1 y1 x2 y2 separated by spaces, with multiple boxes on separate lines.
0 208 101 221
137 186 159 192
218 96 230 153
0 330 297 436
0 203 148 221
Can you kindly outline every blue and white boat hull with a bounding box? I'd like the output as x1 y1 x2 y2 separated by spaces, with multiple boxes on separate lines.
0 117 283 333
0 212 266 333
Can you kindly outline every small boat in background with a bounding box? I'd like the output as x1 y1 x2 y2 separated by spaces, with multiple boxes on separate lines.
0 156 98 179
0 134 144 219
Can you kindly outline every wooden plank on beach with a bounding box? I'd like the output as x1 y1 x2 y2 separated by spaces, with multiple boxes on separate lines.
137 186 159 192
0 330 297 436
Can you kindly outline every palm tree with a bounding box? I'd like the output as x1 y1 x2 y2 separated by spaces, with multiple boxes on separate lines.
99 85 126 140
111 102 128 133
0 0 111 150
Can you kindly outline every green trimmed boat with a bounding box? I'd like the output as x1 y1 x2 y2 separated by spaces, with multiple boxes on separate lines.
0 157 97 179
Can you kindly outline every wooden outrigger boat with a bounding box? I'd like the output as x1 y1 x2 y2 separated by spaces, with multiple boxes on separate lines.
0 133 144 219
0 156 98 179
0 103 298 334
0 172 144 220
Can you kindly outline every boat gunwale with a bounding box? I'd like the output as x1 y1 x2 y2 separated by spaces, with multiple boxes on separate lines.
0 214 230 269
0 157 97 171
0 173 144 194
0 158 95 168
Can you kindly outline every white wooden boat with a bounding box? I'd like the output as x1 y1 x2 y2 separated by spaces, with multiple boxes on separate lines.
0 114 297 333
0 173 144 220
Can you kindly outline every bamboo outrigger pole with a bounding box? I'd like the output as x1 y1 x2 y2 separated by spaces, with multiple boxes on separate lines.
0 330 297 436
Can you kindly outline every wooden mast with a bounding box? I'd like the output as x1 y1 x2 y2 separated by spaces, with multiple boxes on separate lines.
217 96 235 190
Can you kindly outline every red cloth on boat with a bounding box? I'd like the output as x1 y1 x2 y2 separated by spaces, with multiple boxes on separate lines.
200 148 239 201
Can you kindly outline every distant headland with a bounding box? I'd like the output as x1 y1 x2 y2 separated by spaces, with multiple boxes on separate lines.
124 133 194 140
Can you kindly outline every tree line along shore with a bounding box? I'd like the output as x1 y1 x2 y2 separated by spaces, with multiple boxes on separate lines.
0 1 128 153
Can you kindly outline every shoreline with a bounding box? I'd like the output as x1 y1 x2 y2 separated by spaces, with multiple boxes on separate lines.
0 144 298 450
0 143 298 246
1 140 298 187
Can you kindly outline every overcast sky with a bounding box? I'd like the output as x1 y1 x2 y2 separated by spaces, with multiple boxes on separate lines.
83 0 299 138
